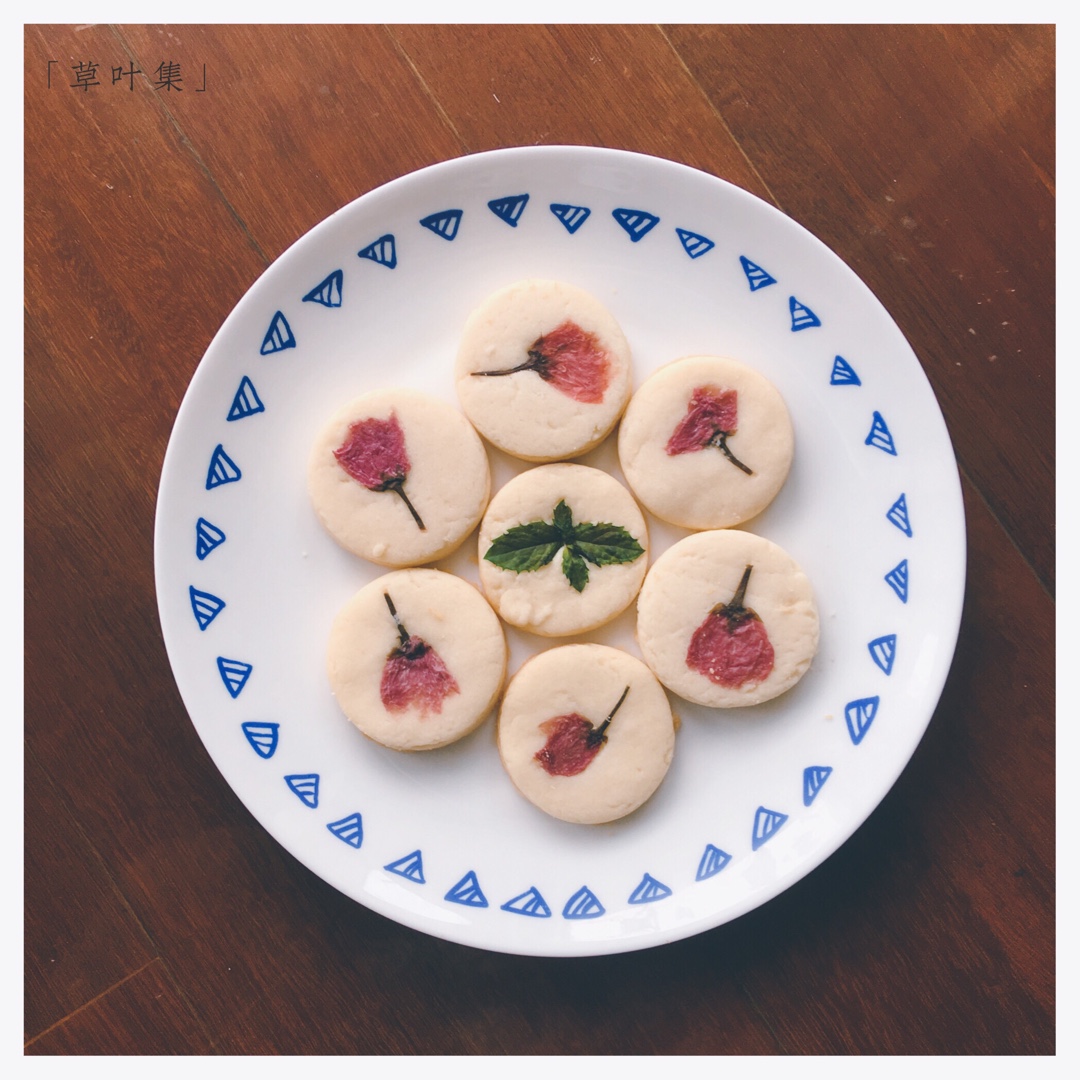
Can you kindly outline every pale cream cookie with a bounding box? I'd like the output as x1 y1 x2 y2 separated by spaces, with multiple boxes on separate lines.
455 279 633 462
327 569 507 751
308 388 490 568
636 529 819 708
497 644 676 824
478 463 648 637
617 355 794 529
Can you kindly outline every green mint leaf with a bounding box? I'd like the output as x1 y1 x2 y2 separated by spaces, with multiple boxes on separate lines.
484 520 562 573
562 547 589 592
571 521 646 567
552 499 575 543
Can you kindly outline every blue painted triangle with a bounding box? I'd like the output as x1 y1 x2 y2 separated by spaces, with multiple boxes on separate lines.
830 355 862 385
676 227 715 259
216 656 252 699
327 812 363 848
612 207 660 242
866 410 898 455
302 268 343 307
189 586 225 630
628 873 672 905
696 844 732 881
562 885 605 919
752 806 788 850
803 765 833 806
241 721 279 759
260 310 295 354
195 517 226 560
869 634 898 676
419 208 462 241
885 559 910 602
739 255 776 291
549 203 590 234
789 296 821 331
445 870 488 907
488 193 529 226
501 886 552 918
205 444 241 489
384 849 425 883
887 493 913 537
227 375 265 421
845 696 880 745
358 233 397 268
285 773 320 808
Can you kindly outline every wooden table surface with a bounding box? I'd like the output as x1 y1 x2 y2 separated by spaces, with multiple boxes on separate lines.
24 24 1055 1055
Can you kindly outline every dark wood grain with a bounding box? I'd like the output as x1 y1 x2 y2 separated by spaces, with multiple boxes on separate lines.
24 23 1054 1055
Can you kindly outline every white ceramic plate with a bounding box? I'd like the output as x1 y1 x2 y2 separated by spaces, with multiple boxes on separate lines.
154 146 965 957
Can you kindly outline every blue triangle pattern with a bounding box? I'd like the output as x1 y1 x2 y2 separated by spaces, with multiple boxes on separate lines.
501 887 552 918
752 806 788 851
676 227 715 259
327 812 363 848
739 255 777 291
845 696 880 745
205 444 241 489
189 586 225 630
358 233 397 268
866 410 898 455
887 493 913 537
260 310 295 354
488 193 529 227
302 269 343 307
419 209 462 241
227 375 264 421
195 517 226 560
216 656 252 699
628 873 672 905
384 850 425 883
562 886 605 919
549 203 590 233
696 844 732 881
612 207 660 242
789 296 822 331
869 634 897 675
885 559 910 602
445 870 488 907
241 721 279 759
803 765 833 806
830 355 862 385
285 773 319 808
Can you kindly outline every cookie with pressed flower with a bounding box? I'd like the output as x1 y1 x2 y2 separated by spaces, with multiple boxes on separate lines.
497 643 676 824
455 279 633 462
478 463 648 637
308 388 490 567
327 569 507 751
636 529 819 709
617 355 795 529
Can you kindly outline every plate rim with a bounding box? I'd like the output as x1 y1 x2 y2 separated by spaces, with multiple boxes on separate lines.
154 144 967 957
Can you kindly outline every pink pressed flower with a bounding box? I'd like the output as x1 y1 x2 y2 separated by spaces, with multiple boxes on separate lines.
685 566 774 688
379 593 460 717
472 319 612 404
532 686 630 777
665 386 752 475
333 412 425 530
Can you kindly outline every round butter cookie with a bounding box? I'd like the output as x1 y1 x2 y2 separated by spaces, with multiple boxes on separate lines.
617 355 794 529
497 644 676 824
455 279 632 461
327 569 507 751
636 529 819 708
308 388 490 567
478 463 648 637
